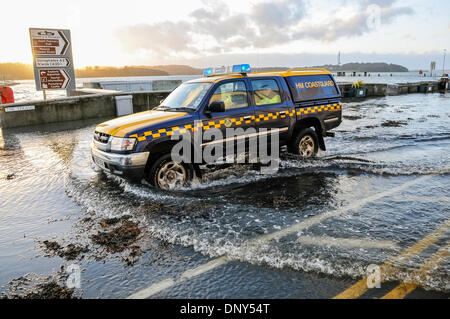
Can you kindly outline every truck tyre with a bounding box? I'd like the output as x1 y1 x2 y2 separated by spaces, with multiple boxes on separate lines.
289 128 319 158
146 153 193 190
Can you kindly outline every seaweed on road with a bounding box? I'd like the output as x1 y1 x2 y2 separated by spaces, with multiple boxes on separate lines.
41 240 89 261
92 219 141 253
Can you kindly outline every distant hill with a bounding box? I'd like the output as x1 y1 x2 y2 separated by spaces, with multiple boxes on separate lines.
76 64 205 77
75 66 169 78
312 63 409 72
0 63 34 80
148 65 203 75
0 63 203 80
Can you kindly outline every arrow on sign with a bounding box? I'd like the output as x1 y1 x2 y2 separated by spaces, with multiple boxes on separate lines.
31 29 69 56
39 69 70 90
35 57 71 68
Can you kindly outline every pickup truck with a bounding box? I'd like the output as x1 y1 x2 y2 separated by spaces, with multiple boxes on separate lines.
91 66 342 189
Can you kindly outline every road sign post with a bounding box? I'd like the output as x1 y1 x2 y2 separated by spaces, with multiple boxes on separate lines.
29 28 76 95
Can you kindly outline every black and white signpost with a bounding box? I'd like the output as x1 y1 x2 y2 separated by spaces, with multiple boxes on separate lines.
29 28 76 99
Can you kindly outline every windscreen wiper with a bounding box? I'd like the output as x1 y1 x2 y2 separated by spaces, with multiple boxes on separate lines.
155 106 169 111
164 107 196 112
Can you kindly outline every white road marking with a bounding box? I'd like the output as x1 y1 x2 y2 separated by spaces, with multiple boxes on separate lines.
298 236 399 250
127 256 228 299
127 278 176 299
251 175 434 244
391 196 450 203
128 174 435 299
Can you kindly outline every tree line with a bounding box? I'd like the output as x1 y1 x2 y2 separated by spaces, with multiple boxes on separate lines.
0 63 203 80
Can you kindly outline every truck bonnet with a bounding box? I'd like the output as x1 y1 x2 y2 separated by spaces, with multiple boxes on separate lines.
95 110 188 138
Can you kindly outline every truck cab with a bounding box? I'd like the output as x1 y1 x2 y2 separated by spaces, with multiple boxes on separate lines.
91 65 342 189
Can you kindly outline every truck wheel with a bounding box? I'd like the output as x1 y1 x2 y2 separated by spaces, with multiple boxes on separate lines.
289 128 319 158
146 153 193 190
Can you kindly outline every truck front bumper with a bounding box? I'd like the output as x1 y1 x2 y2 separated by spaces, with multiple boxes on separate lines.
90 143 149 181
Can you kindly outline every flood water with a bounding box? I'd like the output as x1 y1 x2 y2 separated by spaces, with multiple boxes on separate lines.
0 93 449 298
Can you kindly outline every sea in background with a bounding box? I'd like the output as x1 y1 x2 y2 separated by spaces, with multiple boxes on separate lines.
4 71 448 103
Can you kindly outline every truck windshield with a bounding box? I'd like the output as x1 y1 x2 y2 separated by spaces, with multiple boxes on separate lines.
157 82 213 111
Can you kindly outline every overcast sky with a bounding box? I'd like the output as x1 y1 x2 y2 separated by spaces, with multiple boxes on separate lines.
1 0 449 69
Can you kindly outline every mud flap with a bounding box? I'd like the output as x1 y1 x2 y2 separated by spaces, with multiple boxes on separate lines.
318 134 326 151
193 164 203 179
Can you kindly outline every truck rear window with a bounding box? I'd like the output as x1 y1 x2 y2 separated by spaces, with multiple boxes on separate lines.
286 75 339 102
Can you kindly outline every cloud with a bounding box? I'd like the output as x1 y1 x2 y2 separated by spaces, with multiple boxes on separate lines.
116 0 413 57
293 1 413 42
117 21 196 55
382 6 413 23
189 9 256 42
360 0 395 7
251 0 306 30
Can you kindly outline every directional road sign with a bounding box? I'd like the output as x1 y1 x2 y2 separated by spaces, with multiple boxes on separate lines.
30 28 76 91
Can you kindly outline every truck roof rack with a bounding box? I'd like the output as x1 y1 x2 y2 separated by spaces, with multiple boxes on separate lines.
205 72 248 77
286 68 328 73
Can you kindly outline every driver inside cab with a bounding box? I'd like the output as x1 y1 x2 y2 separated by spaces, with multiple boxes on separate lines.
209 81 248 110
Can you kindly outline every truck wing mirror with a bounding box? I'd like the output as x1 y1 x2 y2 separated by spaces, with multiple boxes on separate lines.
208 101 226 113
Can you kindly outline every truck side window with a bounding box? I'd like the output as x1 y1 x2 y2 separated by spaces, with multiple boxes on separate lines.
251 79 282 106
209 81 248 110
285 75 339 102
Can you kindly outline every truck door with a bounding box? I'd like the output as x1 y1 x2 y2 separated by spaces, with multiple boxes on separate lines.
250 78 291 142
199 79 256 162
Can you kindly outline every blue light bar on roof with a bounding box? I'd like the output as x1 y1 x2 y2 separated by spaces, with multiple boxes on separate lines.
203 64 251 76
232 64 251 73
203 68 212 76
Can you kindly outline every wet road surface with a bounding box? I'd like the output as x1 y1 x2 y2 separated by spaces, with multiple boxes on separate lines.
0 93 449 298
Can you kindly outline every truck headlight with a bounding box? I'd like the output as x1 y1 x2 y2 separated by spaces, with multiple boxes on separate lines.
110 137 137 151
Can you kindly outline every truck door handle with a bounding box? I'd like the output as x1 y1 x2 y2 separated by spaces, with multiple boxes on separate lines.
279 111 288 114
243 116 252 120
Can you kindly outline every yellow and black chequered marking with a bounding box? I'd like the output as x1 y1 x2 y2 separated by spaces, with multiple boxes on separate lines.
296 103 340 116
130 103 342 142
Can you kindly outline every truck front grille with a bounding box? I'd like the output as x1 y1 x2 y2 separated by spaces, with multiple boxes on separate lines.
94 131 110 144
